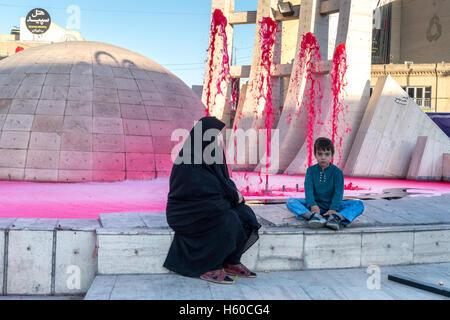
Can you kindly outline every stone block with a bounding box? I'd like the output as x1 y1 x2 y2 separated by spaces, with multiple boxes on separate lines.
97 234 172 274
112 67 133 79
59 151 92 170
120 104 148 120
93 87 118 103
93 65 113 77
32 115 64 132
61 132 92 152
93 117 123 134
93 170 125 182
66 100 93 116
131 70 151 80
0 168 24 180
10 99 38 114
58 170 92 182
68 87 93 101
99 212 146 229
36 99 66 116
0 114 5 129
115 78 138 91
55 231 97 295
361 232 414 266
136 79 158 93
126 153 155 171
3 114 34 131
7 230 53 295
69 74 93 88
154 153 173 171
155 171 171 178
48 64 72 74
63 116 93 133
124 135 153 153
40 86 69 100
118 89 143 105
44 74 70 87
149 120 174 136
93 152 125 171
304 233 362 269
26 150 59 169
29 132 61 150
0 131 30 149
123 119 151 136
0 149 27 168
70 62 92 76
141 92 164 106
152 137 177 154
21 73 46 86
126 171 156 180
24 169 58 182
145 106 172 121
93 102 121 118
14 85 42 99
413 230 450 264
94 77 117 89
0 99 12 113
93 133 125 152
0 85 19 99
256 234 304 271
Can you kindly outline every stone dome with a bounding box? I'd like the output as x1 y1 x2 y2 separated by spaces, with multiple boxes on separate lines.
0 41 205 182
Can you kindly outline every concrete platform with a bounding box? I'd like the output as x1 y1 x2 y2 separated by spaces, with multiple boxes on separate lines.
1 194 450 296
84 262 450 300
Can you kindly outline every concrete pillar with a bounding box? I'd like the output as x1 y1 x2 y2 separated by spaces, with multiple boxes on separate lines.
231 0 280 170
202 0 235 123
257 0 330 174
285 0 373 174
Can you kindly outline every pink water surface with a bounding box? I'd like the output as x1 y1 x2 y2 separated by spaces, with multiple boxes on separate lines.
0 173 448 219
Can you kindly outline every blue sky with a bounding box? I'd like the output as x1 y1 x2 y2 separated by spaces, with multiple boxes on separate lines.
0 0 258 87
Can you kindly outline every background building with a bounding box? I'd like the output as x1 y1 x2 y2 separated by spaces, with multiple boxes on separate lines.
0 10 84 60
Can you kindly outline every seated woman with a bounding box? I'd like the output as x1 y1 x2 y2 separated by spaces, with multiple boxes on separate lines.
163 116 261 284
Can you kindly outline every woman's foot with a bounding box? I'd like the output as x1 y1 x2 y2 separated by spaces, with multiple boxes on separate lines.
224 263 257 278
200 269 235 284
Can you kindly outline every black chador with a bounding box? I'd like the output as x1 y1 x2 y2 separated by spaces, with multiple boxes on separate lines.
163 116 261 277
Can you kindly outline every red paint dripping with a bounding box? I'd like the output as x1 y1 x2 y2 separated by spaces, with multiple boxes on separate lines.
15 46 24 53
292 32 322 167
256 17 278 191
330 42 350 167
205 9 231 116
344 182 365 191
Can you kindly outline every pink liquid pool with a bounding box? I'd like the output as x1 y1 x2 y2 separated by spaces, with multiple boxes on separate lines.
0 172 448 219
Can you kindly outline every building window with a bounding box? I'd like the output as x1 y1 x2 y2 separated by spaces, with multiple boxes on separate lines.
401 86 432 111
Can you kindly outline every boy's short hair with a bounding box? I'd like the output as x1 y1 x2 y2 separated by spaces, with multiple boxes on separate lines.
314 137 334 156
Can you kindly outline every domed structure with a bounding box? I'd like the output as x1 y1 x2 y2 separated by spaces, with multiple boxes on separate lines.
0 41 205 182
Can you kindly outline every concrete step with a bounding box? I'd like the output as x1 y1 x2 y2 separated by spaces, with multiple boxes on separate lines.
84 263 450 300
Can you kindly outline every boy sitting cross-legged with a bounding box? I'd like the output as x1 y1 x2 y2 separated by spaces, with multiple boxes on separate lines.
286 137 364 230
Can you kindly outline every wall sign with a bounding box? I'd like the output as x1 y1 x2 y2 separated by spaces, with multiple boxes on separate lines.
25 8 51 34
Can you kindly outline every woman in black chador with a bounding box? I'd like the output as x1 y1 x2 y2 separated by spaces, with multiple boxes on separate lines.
163 116 261 284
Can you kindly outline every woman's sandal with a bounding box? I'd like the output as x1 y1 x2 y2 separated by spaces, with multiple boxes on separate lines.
224 263 257 278
200 269 236 284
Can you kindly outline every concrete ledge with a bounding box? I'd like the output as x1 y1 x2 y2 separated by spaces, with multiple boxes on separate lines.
95 225 450 275
1 205 450 295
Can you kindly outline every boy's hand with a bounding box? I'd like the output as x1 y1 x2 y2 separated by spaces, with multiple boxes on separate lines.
323 209 336 217
310 205 320 214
